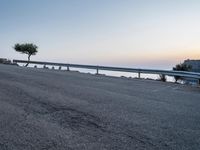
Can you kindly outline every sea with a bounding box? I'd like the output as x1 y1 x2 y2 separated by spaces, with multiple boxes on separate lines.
27 64 176 83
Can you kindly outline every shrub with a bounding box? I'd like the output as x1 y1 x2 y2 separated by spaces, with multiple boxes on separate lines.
173 63 191 82
158 74 167 82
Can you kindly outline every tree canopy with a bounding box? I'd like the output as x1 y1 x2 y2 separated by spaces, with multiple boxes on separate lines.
14 43 38 56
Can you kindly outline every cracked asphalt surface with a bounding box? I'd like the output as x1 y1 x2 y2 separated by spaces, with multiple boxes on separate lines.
0 64 200 150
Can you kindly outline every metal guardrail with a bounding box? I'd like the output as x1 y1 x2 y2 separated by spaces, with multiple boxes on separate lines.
13 59 200 84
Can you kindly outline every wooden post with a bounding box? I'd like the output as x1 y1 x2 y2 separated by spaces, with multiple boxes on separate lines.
67 66 70 71
198 79 200 85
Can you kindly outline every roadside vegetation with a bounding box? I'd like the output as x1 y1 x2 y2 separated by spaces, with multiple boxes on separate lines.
158 74 167 82
173 63 192 82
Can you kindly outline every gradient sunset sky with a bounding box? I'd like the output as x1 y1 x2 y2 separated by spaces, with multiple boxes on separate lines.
1 0 200 69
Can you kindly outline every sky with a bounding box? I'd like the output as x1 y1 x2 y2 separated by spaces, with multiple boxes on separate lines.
0 0 200 69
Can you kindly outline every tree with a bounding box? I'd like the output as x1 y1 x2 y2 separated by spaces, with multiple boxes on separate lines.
173 63 191 82
14 43 38 66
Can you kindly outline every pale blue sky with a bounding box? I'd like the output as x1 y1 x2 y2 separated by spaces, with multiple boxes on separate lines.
1 0 200 69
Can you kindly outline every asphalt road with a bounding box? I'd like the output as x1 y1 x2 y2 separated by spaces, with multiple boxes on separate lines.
0 64 200 150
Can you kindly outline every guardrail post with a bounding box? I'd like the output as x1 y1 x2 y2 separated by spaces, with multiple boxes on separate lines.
96 68 99 75
67 66 70 71
138 72 141 78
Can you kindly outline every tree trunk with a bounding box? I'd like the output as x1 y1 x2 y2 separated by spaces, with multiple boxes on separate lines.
25 55 31 67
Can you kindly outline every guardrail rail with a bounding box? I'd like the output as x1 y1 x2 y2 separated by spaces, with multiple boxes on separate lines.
13 59 200 85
